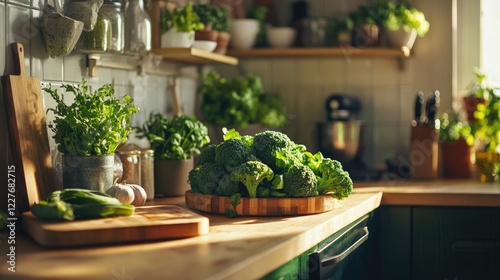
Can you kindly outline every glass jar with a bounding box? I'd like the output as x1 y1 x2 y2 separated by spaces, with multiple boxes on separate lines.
124 0 152 55
76 12 111 52
118 149 142 185
100 0 125 53
140 149 155 200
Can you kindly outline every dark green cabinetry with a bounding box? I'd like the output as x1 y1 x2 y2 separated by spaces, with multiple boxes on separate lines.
261 210 380 280
381 206 500 280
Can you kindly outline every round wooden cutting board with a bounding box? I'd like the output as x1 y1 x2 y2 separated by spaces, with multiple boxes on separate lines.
185 190 339 216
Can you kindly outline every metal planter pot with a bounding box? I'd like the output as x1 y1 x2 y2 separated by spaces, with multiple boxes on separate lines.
62 154 114 192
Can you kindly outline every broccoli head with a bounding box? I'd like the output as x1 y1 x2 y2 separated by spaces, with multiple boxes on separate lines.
283 164 318 197
198 144 216 165
195 162 228 195
188 166 201 193
230 161 274 198
216 173 240 196
215 138 258 173
252 130 297 174
316 158 353 200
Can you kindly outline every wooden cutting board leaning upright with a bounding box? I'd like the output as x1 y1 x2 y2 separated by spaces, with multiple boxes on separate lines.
1 43 55 212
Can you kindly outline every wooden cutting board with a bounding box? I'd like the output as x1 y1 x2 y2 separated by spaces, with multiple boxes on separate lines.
22 204 209 247
185 190 339 216
1 43 54 212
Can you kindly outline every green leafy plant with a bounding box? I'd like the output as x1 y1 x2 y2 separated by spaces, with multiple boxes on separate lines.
437 112 474 145
198 71 288 128
374 0 430 37
466 68 488 98
160 2 204 33
44 78 139 156
135 113 210 160
472 91 500 152
193 4 229 32
350 5 378 26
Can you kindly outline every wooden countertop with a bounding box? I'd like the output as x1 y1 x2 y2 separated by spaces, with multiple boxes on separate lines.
0 192 382 280
353 179 500 207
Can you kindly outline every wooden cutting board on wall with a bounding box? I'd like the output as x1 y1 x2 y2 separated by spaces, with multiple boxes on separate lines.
1 43 55 212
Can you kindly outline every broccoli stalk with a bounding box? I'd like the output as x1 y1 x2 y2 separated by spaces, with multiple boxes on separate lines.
316 158 353 200
230 161 274 198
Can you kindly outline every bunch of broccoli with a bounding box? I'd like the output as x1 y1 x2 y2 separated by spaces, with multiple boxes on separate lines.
188 129 353 203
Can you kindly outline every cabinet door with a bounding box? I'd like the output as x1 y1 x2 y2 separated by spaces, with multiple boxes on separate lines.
413 207 500 280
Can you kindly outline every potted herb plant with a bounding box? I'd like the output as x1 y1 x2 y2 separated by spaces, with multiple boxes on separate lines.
198 71 288 143
437 112 474 178
193 4 219 42
44 78 139 192
327 17 354 46
349 5 380 47
463 69 487 123
135 113 210 196
160 2 204 48
212 5 231 54
374 0 430 50
471 87 500 182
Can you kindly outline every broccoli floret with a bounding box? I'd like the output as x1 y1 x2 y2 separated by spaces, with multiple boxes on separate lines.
252 130 297 174
198 144 216 165
230 161 274 198
188 166 201 193
316 158 353 200
196 162 228 195
215 138 258 173
216 174 240 196
283 164 318 197
257 186 270 198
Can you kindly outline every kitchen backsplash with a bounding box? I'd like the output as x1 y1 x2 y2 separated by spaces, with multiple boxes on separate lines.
1 0 453 176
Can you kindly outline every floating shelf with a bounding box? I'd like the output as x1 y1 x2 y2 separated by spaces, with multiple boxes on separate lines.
152 48 238 65
227 47 410 59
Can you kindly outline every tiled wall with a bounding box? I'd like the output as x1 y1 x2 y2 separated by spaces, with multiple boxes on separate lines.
1 0 453 193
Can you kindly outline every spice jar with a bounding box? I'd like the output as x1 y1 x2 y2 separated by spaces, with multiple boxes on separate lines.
76 12 111 52
100 0 125 53
124 0 152 55
117 149 142 185
140 149 155 200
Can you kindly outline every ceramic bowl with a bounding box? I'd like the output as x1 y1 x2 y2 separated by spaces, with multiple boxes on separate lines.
267 27 296 48
230 19 259 50
193 40 217 52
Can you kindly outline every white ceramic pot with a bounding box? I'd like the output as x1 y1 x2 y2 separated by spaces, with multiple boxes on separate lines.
267 27 296 48
229 19 259 50
385 28 417 51
161 29 194 48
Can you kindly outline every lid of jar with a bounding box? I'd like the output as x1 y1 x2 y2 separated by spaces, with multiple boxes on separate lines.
103 0 122 7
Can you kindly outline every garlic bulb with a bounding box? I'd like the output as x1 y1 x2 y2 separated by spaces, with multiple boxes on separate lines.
106 184 135 204
128 184 147 206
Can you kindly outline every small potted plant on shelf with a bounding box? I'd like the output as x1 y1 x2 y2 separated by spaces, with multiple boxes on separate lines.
198 71 288 143
135 113 210 197
437 112 474 179
193 4 219 42
349 5 380 47
374 0 430 51
463 68 487 123
44 78 139 192
327 17 354 46
471 87 500 182
160 2 204 48
212 5 231 54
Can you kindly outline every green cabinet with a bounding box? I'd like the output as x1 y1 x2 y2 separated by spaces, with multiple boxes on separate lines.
381 206 500 280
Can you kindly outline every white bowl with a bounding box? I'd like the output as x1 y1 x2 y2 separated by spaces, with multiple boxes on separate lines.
267 27 296 48
230 19 260 50
193 40 217 52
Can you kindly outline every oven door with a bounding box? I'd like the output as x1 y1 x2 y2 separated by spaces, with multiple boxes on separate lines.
309 215 370 280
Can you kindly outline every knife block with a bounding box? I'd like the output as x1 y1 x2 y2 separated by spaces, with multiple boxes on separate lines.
409 125 438 179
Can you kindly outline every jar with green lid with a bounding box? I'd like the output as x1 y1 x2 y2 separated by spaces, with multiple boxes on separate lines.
76 12 111 52
100 0 124 53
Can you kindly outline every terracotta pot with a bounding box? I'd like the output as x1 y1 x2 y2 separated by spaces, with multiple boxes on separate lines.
214 31 230 54
195 30 219 42
440 138 471 178
463 96 485 124
154 158 194 197
352 24 379 47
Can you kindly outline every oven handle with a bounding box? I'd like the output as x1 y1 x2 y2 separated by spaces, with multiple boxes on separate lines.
320 226 369 267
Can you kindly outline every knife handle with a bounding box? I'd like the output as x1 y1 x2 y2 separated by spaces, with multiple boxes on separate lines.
414 91 425 124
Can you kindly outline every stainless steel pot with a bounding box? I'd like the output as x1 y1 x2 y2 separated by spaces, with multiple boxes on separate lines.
317 121 364 165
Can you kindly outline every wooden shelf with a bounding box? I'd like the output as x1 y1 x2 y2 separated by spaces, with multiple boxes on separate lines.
227 47 410 59
152 48 238 65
